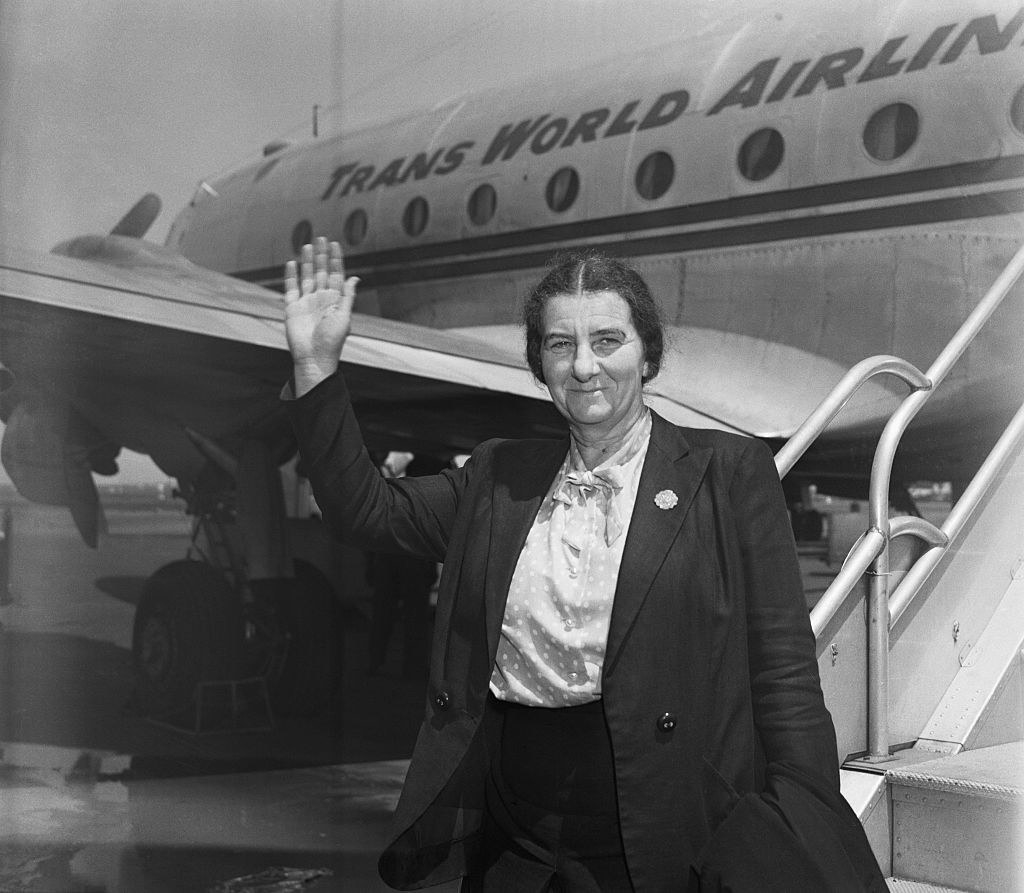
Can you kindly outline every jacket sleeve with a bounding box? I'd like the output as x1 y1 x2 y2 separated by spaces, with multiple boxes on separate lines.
698 437 886 892
283 371 475 563
730 436 838 786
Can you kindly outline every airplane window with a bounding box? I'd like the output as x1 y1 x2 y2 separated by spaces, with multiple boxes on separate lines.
635 152 675 200
291 220 312 253
737 128 784 181
863 102 919 161
546 167 580 213
1012 85 1024 136
344 209 368 246
403 197 429 237
468 183 497 225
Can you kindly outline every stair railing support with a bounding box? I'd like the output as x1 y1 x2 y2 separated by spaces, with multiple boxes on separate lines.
861 241 1024 761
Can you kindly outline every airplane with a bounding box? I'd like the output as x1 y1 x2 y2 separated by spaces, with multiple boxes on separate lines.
0 0 1022 726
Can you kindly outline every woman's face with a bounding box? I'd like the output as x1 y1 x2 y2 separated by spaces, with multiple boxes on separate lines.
540 290 647 440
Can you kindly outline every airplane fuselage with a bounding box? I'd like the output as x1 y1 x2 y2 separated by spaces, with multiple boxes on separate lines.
167 4 1024 422
152 3 1016 482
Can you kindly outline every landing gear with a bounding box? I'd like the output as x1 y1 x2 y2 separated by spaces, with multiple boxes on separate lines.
130 439 345 725
254 561 343 717
131 558 344 722
131 560 242 717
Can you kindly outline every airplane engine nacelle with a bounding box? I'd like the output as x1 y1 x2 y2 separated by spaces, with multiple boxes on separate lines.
0 399 117 547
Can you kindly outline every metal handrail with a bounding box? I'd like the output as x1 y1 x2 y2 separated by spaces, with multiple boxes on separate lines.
779 240 1024 761
888 514 949 548
809 516 947 640
861 241 1024 760
810 528 883 639
780 353 936 640
888 397 1024 628
775 356 930 477
866 241 1024 538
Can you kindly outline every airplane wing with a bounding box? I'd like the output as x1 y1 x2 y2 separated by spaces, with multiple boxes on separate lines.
451 325 904 441
0 236 903 542
0 238 735 538
0 238 548 541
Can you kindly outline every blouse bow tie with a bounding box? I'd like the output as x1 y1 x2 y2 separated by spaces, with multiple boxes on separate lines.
553 466 628 546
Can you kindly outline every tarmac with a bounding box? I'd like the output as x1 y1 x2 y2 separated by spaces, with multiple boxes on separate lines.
0 498 849 892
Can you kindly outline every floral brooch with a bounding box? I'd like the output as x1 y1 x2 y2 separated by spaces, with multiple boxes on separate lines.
654 489 678 510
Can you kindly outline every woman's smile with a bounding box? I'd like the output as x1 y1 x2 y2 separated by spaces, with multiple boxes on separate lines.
540 289 647 445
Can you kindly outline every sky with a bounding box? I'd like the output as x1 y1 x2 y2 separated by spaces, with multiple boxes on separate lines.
0 0 708 250
0 0 704 483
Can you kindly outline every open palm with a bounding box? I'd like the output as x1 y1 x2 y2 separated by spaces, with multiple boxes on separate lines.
283 238 359 394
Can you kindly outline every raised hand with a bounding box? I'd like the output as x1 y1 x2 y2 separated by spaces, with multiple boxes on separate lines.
283 237 359 396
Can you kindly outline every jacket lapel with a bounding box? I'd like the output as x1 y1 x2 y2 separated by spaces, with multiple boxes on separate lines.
484 438 568 661
604 412 712 673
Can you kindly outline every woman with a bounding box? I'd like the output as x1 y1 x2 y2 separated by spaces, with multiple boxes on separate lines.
283 239 885 891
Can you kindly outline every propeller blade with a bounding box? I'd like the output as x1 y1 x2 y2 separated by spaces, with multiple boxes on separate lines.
110 193 162 238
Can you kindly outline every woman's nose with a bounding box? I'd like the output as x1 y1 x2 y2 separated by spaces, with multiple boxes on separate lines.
572 344 598 380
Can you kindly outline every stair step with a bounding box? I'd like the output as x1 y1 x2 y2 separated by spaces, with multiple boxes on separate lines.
886 879 970 892
888 741 1023 799
886 742 1023 893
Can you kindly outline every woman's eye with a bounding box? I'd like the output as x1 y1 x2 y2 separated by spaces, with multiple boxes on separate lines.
547 339 572 351
593 337 621 353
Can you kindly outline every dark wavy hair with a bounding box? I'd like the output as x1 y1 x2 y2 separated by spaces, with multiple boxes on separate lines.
523 251 664 385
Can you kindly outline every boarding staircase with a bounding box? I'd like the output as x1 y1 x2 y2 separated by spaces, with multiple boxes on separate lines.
775 244 1024 892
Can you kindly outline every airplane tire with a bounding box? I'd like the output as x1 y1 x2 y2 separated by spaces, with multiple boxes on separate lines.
264 560 343 718
131 560 243 717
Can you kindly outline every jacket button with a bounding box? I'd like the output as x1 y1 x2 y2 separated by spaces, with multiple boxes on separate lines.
657 712 677 732
434 690 451 711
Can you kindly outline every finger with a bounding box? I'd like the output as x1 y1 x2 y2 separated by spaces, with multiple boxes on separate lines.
328 241 344 292
300 243 315 295
314 236 329 291
283 259 299 302
338 275 360 317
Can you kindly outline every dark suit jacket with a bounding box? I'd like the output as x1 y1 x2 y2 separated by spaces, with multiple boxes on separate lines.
287 373 885 892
